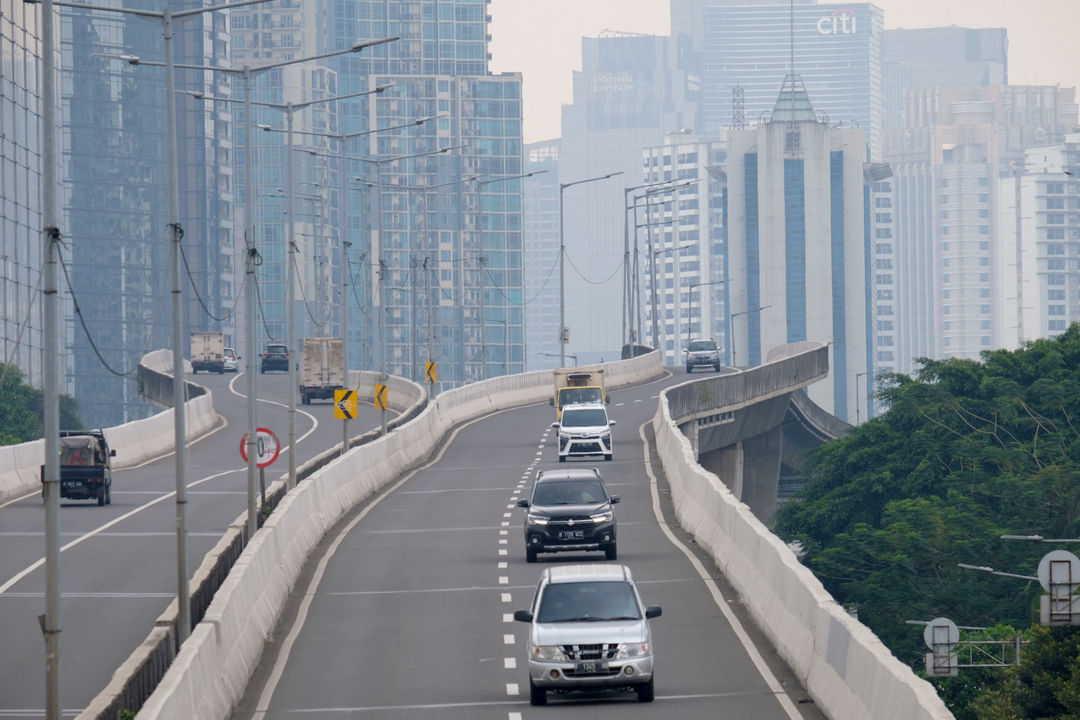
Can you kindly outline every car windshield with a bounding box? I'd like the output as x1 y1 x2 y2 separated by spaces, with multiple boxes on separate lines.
560 387 602 405
266 345 287 354
560 408 608 427
688 340 716 352
537 581 641 623
224 348 236 359
532 480 607 506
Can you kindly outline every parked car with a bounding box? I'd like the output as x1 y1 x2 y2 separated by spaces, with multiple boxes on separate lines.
684 337 722 372
517 467 619 563
223 347 239 372
260 344 289 374
553 403 615 462
514 564 662 705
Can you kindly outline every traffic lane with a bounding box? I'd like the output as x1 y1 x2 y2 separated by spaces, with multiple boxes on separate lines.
232 403 556 718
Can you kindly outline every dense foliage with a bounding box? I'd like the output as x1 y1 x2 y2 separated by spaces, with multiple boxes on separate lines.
0 363 83 444
773 324 1080 718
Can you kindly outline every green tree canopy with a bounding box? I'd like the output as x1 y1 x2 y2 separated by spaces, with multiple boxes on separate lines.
0 363 83 444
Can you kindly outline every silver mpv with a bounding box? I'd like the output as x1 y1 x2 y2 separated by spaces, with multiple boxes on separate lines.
514 564 662 705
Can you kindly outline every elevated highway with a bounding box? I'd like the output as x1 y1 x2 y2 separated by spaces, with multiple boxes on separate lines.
0 344 953 719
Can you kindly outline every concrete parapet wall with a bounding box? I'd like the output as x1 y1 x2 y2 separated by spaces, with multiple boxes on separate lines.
652 345 954 720
135 351 664 720
0 351 218 504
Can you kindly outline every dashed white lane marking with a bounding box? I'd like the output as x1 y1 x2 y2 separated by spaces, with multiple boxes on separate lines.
502 512 511 518
506 504 514 509
501 593 512 603
503 633 514 644
499 576 509 584
499 562 508 569
499 529 508 535
499 549 508 556
500 521 509 527
506 683 519 696
510 713 523 720
503 613 513 622
499 538 507 544
504 657 516 669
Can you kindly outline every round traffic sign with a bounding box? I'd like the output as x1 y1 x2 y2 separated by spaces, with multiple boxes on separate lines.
923 617 959 652
1038 550 1080 593
240 427 281 468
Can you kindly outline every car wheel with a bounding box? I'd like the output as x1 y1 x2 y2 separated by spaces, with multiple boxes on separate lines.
191 367 197 375
605 543 617 561
526 547 538 563
636 676 654 702
714 362 721 371
260 367 265 374
529 679 547 706
604 453 613 461
686 364 693 373
558 455 566 463
97 485 106 507
105 483 112 506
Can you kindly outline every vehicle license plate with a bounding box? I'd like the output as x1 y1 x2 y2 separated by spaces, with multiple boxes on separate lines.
576 661 603 674
559 530 584 540
62 481 80 488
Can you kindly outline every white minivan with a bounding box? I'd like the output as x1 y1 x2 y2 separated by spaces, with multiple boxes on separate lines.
553 402 615 462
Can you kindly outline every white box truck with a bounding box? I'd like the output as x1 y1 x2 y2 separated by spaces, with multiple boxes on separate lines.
190 331 225 374
299 337 345 405
551 368 607 420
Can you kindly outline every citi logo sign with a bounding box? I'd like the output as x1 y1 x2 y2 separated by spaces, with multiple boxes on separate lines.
817 8 857 35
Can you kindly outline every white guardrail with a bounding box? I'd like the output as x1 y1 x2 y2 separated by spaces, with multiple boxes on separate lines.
651 350 955 720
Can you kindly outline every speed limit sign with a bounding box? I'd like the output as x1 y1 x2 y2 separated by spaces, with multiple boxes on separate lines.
240 427 281 468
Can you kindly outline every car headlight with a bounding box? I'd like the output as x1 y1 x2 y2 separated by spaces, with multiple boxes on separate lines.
591 511 613 523
615 642 649 659
532 645 567 661
527 513 550 526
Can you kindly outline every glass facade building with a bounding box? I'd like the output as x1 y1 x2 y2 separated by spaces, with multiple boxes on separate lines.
61 1 235 425
0 1 50 388
671 0 884 159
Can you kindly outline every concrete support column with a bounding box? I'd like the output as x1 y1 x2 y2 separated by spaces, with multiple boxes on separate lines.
699 426 782 522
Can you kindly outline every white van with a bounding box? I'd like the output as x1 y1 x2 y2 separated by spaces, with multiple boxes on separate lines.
553 403 615 462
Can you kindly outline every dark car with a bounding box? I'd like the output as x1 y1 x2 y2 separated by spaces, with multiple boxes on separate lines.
260 344 289 374
517 468 619 563
41 430 115 506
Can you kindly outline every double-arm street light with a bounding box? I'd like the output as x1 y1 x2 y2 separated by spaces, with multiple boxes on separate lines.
559 171 623 367
730 305 771 368
855 369 885 424
99 35 397 549
32 0 289 713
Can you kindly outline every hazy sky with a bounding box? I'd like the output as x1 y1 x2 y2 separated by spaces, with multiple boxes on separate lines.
489 0 1080 144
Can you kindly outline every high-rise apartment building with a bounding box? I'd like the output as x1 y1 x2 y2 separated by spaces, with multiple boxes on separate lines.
62 2 235 424
727 76 873 421
884 85 1078 366
671 0 884 159
0 1 52 388
996 135 1080 347
524 140 560 370
559 32 695 366
637 136 728 366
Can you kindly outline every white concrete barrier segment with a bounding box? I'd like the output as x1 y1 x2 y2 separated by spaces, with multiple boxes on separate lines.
651 352 955 720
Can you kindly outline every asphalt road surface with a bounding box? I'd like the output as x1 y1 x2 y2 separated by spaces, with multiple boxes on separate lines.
232 371 829 720
0 370 389 718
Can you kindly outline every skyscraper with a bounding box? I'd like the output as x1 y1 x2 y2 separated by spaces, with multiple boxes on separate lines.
727 76 874 420
63 2 235 424
671 0 884 159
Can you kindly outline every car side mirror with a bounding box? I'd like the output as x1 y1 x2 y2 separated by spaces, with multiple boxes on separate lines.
549 398 554 406
551 422 559 429
609 495 620 504
609 420 616 426
513 610 533 623
645 606 662 619
110 449 117 457
516 499 530 508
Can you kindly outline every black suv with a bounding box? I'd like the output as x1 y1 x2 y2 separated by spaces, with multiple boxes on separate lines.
260 344 289 374
516 468 619 563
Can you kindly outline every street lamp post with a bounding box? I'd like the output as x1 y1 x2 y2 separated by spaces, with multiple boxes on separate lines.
730 305 771 368
686 280 726 352
104 34 397 546
855 369 881 424
559 171 623 367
